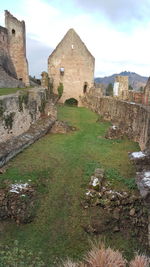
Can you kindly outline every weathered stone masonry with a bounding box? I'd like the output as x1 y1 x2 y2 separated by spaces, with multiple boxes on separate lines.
5 11 29 86
82 92 150 151
48 28 95 106
82 91 150 247
0 87 56 143
0 11 29 87
0 87 57 167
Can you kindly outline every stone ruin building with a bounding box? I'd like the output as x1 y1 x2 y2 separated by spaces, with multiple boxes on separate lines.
113 75 128 100
143 77 150 105
126 77 150 105
48 28 95 106
0 10 29 88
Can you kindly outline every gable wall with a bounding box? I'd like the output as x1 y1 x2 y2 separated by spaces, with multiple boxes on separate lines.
48 30 95 106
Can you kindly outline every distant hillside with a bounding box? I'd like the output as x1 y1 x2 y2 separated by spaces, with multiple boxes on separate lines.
95 71 148 90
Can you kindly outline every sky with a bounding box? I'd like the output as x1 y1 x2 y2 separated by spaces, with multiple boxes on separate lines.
1 0 150 78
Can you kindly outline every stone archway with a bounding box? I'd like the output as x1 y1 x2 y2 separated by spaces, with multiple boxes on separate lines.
64 98 78 106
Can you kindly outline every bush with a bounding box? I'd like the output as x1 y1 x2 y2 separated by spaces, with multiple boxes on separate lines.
61 244 150 267
84 243 126 267
129 254 150 267
57 83 64 98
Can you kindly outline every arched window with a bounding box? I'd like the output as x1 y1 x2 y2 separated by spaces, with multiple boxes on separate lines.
12 29 16 35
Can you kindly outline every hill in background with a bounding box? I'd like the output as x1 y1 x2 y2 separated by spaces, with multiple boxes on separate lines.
95 71 148 90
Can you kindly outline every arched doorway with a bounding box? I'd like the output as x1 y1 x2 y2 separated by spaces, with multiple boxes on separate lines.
65 98 78 106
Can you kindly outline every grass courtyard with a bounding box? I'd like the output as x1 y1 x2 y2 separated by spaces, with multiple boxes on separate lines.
0 105 142 266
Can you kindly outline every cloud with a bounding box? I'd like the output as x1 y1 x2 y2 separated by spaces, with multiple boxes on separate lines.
73 0 150 25
0 10 4 26
26 38 52 77
3 0 149 77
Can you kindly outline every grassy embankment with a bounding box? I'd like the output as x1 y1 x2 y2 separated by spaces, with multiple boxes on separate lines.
0 105 141 265
0 87 30 96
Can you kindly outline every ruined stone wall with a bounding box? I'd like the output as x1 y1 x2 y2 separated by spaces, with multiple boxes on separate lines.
82 94 150 150
5 11 29 86
0 87 56 143
48 29 95 106
128 90 144 104
143 77 150 106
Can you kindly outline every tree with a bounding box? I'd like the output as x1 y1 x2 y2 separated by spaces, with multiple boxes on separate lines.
139 86 144 92
129 85 133 90
106 83 113 96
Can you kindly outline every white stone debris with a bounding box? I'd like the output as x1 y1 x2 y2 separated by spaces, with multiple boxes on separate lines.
112 125 117 130
85 190 93 197
143 178 150 187
143 172 150 187
10 183 29 194
144 171 150 178
107 190 123 197
130 102 136 105
131 151 145 158
92 178 99 187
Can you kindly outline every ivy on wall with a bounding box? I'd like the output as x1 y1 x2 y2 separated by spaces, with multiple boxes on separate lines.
4 112 15 130
18 92 29 112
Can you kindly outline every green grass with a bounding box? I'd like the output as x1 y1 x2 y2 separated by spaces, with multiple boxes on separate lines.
0 87 29 96
0 105 142 265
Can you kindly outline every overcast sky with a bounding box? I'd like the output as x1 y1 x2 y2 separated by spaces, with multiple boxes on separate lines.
1 0 150 78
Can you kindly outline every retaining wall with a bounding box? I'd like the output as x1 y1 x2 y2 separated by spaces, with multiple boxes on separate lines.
82 94 150 150
0 87 57 144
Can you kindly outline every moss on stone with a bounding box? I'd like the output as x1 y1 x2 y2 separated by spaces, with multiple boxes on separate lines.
18 92 29 112
57 83 63 98
39 98 47 114
0 100 4 117
4 112 15 129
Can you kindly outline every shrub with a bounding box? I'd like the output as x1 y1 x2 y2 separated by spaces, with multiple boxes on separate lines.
57 83 64 98
62 259 79 267
18 92 29 112
129 254 150 267
4 112 15 130
84 243 126 267
60 244 150 267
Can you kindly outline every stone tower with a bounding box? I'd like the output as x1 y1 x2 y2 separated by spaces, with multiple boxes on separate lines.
48 28 95 106
113 76 128 100
5 11 29 86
